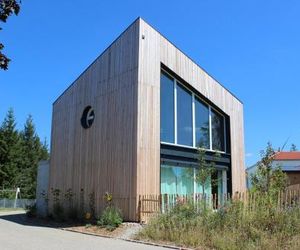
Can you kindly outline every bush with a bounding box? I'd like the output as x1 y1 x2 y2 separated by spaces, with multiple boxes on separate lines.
97 206 123 231
138 199 300 250
53 203 64 221
67 207 78 220
25 203 37 218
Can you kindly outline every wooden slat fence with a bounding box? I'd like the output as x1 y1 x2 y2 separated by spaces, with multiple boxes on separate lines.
138 190 300 223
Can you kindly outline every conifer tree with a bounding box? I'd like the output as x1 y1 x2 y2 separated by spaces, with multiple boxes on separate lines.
0 108 21 189
0 109 50 198
19 115 42 198
40 137 50 161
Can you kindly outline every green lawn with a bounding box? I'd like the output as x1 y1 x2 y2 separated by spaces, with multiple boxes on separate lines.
0 207 25 212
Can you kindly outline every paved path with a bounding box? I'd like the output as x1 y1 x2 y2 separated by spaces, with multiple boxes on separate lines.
0 211 165 250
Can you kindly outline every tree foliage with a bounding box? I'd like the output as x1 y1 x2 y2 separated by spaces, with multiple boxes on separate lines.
0 108 49 198
192 148 218 195
0 108 21 188
0 0 21 70
290 143 297 152
250 142 288 194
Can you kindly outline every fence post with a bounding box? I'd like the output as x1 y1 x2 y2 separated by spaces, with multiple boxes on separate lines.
138 195 141 223
164 194 168 212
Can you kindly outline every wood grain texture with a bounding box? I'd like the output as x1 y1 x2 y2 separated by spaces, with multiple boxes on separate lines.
49 18 246 222
49 20 140 221
137 18 246 193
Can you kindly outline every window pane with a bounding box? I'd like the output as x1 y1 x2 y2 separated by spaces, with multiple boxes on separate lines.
161 165 194 195
195 98 209 149
195 170 211 195
177 84 193 146
160 72 174 143
211 109 225 151
161 165 177 194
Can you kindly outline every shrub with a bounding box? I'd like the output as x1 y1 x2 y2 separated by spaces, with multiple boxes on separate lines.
53 202 64 221
88 191 96 220
64 188 78 220
138 199 300 250
51 188 64 221
67 207 78 220
25 203 37 218
97 206 123 231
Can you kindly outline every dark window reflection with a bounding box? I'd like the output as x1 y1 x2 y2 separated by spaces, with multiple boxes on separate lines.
177 84 193 146
195 97 209 149
161 72 174 143
211 109 225 151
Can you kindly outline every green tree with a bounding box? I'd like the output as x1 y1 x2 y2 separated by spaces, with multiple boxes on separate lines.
0 108 22 188
250 142 287 194
0 0 21 70
19 115 49 198
40 137 50 161
290 144 297 152
194 148 217 196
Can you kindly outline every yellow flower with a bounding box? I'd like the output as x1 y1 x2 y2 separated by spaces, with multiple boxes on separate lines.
104 192 113 202
85 212 91 220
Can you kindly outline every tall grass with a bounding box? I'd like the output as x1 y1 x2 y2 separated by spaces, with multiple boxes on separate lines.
138 195 300 250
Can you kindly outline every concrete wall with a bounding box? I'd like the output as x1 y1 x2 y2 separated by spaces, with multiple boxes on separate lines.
36 160 49 217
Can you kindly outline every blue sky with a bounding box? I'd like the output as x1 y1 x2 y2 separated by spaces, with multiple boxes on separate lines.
0 0 299 167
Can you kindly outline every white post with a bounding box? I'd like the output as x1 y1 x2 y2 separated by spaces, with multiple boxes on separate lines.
14 187 20 208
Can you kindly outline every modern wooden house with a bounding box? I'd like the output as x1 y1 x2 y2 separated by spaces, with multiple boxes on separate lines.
49 17 246 221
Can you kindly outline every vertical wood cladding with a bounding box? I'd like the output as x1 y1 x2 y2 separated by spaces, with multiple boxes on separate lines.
137 19 246 194
49 21 140 220
49 18 246 222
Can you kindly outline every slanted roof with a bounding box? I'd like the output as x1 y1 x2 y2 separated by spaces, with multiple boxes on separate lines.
273 152 300 161
246 151 300 172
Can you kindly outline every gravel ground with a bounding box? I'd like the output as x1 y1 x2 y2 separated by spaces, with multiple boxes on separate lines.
0 211 166 250
65 222 143 239
118 222 144 239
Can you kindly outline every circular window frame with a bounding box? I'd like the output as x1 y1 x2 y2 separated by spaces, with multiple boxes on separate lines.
81 106 95 129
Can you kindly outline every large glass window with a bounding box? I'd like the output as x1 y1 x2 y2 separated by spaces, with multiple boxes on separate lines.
161 165 194 195
161 164 212 195
160 70 227 152
161 73 174 143
195 169 212 195
177 84 193 146
195 97 210 149
211 109 225 151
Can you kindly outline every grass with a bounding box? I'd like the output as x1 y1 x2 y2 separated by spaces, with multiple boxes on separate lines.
137 198 300 250
0 207 25 212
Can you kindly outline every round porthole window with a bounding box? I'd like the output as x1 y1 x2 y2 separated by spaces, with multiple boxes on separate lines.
81 106 95 129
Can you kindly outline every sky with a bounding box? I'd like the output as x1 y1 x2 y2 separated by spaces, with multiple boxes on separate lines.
0 0 299 167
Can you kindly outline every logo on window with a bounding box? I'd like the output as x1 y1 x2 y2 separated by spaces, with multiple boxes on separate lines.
81 106 95 129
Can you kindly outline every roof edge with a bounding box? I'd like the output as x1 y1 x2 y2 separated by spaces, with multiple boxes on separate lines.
139 17 243 104
52 16 141 105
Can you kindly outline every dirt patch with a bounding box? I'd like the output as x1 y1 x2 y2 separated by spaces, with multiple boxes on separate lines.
65 222 143 240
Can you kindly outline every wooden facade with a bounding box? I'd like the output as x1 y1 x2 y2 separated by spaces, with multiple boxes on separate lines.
49 18 246 221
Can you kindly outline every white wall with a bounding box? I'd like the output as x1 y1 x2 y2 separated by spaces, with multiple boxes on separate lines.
36 160 49 217
273 160 300 168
